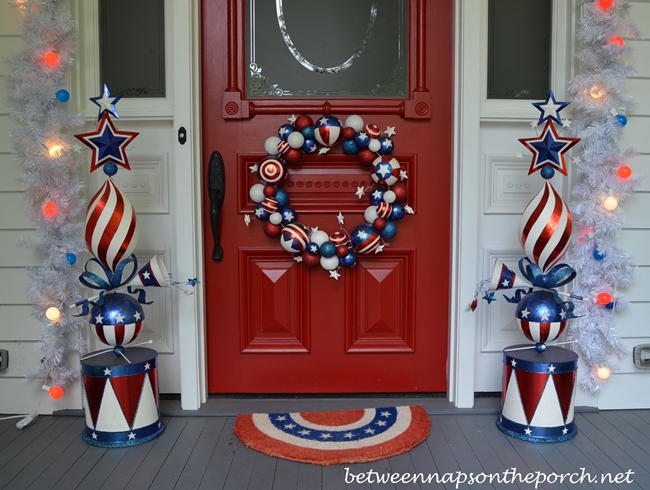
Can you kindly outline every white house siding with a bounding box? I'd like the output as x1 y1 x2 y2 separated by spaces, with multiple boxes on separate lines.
594 0 650 409
0 1 81 414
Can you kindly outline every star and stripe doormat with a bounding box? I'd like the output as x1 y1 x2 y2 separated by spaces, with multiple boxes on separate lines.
234 406 430 465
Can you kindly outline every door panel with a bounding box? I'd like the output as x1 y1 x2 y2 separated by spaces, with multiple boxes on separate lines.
201 0 452 393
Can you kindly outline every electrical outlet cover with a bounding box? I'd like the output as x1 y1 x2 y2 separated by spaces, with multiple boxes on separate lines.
0 349 8 370
633 344 650 369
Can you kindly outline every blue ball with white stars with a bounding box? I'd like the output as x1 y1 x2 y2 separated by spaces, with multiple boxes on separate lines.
541 166 555 180
65 253 77 265
593 248 606 260
342 139 359 155
301 138 318 154
319 241 336 258
278 124 294 141
301 126 315 139
280 206 296 224
275 189 289 207
370 188 385 206
615 114 628 127
254 203 270 220
339 249 357 268
306 242 320 255
390 203 405 221
379 221 397 239
378 137 394 155
355 131 371 148
103 161 118 177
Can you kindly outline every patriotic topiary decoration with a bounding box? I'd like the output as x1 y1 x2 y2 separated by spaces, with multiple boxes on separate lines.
248 114 414 280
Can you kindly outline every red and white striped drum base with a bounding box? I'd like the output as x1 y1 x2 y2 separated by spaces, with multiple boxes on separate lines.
81 347 164 447
497 345 578 443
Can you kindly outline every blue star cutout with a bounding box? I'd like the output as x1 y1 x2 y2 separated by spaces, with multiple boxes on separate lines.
186 278 201 287
532 90 569 127
89 84 122 120
75 113 139 173
519 120 579 176
482 292 496 304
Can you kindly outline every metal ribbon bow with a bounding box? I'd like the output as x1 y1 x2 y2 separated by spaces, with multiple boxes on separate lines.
79 255 138 291
518 257 576 289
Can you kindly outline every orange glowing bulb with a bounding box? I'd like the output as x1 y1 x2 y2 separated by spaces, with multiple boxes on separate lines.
49 386 64 399
42 201 59 218
618 165 632 179
43 51 59 67
597 292 612 305
590 85 606 99
599 0 614 10
609 36 625 47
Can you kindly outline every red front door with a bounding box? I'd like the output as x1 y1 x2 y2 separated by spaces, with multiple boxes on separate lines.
201 0 453 393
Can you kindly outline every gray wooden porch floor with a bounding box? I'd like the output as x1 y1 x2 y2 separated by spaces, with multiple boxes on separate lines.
1 397 649 490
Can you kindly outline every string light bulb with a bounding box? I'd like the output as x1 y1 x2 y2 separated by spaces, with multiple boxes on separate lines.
590 85 606 99
596 366 611 380
598 0 614 10
43 51 60 68
48 143 63 158
603 195 618 211
42 384 64 399
42 201 59 219
609 36 625 47
596 292 612 305
618 165 632 179
45 307 61 322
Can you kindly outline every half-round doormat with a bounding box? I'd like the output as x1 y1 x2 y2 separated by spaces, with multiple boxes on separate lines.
234 405 430 466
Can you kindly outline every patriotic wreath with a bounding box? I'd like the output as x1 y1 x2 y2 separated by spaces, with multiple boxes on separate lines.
247 114 414 280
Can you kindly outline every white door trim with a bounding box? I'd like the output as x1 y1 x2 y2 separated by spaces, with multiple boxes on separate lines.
173 0 207 410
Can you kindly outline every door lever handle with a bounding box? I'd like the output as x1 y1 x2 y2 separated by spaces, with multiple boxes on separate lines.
208 151 225 261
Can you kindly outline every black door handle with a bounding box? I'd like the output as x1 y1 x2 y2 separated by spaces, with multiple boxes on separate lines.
208 151 225 261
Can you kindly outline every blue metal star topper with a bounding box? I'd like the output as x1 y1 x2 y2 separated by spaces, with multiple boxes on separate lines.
532 90 570 127
518 120 580 176
89 83 122 120
74 113 139 173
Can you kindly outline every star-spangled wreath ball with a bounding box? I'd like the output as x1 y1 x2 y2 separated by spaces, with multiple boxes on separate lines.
250 115 415 280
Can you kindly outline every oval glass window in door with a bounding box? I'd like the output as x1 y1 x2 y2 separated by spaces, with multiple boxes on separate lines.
246 0 408 98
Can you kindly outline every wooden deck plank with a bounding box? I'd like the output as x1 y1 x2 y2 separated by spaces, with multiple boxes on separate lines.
0 416 76 488
523 438 594 490
50 445 108 490
564 424 636 490
75 447 129 490
221 430 257 490
0 415 57 470
25 433 96 490
504 437 571 490
174 417 228 490
3 417 85 490
436 415 493 490
0 417 17 436
601 410 650 458
473 414 551 490
296 461 322 490
247 451 277 490
198 417 239 490
577 413 650 487
369 455 396 490
322 464 348 490
406 434 442 489
121 416 189 490
149 417 209 490
271 458 300 490
631 410 650 426
426 417 469 490
455 415 516 490
388 451 421 490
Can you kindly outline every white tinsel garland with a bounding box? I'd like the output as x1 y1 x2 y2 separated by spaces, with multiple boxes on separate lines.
567 0 643 393
6 0 86 389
